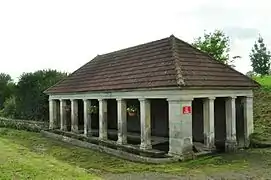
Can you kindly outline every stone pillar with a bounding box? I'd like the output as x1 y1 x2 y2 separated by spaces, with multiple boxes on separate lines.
99 99 108 140
244 96 254 148
117 98 127 145
203 97 215 149
83 99 92 136
168 98 193 157
49 99 58 129
139 98 152 150
60 99 67 131
225 96 237 152
71 99 79 133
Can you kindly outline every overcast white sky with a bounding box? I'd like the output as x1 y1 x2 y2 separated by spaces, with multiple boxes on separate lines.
1 0 271 81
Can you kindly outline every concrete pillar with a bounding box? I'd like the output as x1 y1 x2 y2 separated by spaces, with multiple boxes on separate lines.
168 98 193 157
244 96 254 148
203 97 215 149
83 99 92 136
60 99 67 131
139 98 152 150
71 99 79 133
225 96 237 152
49 99 58 129
117 98 127 145
99 99 108 140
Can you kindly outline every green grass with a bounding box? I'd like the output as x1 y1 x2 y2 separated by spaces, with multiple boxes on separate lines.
0 129 100 180
253 75 271 87
2 128 271 179
252 75 271 140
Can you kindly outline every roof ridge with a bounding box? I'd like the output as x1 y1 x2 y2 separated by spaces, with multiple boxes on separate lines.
170 35 185 87
174 37 260 87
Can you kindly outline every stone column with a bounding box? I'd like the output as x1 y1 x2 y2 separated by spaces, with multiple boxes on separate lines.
244 96 254 148
203 97 215 149
117 98 127 145
60 99 67 131
99 99 108 140
83 99 92 136
225 96 237 152
139 98 152 150
49 99 58 129
71 99 79 133
168 98 193 157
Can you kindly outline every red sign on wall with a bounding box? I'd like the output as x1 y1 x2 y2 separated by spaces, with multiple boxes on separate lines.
182 106 192 114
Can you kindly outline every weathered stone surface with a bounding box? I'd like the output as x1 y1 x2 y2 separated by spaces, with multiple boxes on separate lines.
117 99 127 145
49 99 58 129
41 130 177 164
244 96 253 148
83 99 92 136
139 99 152 150
168 98 193 157
71 99 79 133
225 97 237 152
203 97 215 149
99 99 108 140
60 99 67 131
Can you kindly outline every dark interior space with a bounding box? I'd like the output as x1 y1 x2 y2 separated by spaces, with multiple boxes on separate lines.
78 99 84 131
107 99 117 141
150 99 169 137
56 100 60 128
126 99 141 134
150 99 169 152
214 97 226 151
236 96 245 147
90 99 99 137
192 98 204 143
66 100 71 131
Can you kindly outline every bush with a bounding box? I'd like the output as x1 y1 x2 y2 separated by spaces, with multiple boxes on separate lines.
0 96 17 118
15 70 67 121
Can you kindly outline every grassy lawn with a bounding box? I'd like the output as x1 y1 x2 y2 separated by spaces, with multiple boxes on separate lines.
2 128 271 179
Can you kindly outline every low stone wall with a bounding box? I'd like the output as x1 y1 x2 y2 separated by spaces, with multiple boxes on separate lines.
0 117 48 132
41 130 178 164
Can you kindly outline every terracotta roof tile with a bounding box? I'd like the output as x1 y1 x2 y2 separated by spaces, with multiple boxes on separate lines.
45 35 259 94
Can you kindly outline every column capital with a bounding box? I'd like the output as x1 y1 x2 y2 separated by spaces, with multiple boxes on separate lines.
98 98 106 102
138 98 147 102
208 96 216 100
83 99 91 102
116 98 125 101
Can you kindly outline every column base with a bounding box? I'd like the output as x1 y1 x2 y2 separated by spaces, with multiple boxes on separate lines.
84 132 92 137
99 133 108 141
225 140 237 152
60 126 67 131
140 143 152 150
117 137 127 145
204 134 216 150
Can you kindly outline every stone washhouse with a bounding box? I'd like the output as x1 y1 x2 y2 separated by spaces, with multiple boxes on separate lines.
44 35 259 160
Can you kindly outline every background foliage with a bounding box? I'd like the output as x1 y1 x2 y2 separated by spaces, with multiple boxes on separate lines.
0 70 67 121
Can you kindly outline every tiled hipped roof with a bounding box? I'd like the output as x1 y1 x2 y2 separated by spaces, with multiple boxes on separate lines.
45 35 258 94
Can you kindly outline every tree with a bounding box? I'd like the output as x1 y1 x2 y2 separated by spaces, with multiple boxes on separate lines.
250 35 271 76
0 73 15 109
15 70 67 121
193 30 231 64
